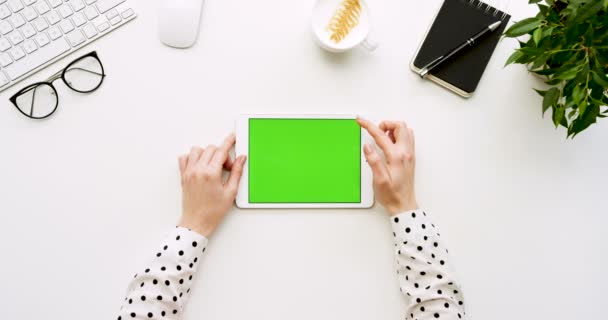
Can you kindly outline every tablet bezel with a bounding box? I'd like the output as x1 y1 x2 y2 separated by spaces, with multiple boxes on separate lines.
235 114 374 209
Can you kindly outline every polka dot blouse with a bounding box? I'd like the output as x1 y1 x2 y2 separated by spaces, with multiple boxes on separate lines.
117 209 465 320
393 210 466 320
117 227 207 320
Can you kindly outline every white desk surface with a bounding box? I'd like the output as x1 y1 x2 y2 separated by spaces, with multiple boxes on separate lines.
1 0 607 319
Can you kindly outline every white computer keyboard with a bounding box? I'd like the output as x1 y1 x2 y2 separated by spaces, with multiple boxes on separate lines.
0 0 136 93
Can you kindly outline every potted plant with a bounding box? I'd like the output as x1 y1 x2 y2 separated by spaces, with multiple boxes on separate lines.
504 0 608 137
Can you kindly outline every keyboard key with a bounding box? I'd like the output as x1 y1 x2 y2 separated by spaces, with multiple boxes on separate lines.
0 20 13 34
0 37 11 51
33 17 48 31
22 6 36 21
4 37 69 80
69 0 84 12
65 29 84 46
34 31 49 46
9 46 25 60
7 30 23 44
35 1 50 14
104 7 116 19
83 5 97 19
57 4 71 18
96 20 108 32
120 8 133 19
0 4 11 19
47 25 60 39
23 0 36 6
44 10 60 24
23 38 37 53
71 11 85 26
82 22 96 38
95 0 123 13
85 0 96 4
8 0 24 12
108 14 120 25
48 0 61 8
0 71 9 87
58 18 72 32
0 52 13 66
19 23 35 38
9 13 26 27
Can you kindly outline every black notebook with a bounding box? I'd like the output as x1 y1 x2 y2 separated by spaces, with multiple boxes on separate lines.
411 0 511 97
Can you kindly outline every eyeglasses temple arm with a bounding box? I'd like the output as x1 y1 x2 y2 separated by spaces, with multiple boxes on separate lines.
65 67 105 77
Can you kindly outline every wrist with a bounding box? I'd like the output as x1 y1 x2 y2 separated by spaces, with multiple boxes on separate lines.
178 215 216 238
385 198 418 216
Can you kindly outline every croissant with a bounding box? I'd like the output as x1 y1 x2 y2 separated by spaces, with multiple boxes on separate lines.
326 0 361 44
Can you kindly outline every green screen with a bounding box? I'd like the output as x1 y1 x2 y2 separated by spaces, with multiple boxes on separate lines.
249 119 361 203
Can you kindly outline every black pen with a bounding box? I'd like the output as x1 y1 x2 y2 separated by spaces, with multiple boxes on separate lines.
418 20 502 78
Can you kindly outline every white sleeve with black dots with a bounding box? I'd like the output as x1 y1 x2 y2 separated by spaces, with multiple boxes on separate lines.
391 209 466 320
117 227 208 320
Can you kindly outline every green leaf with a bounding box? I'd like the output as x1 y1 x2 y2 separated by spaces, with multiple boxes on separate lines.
569 104 600 137
533 27 543 45
537 4 549 15
529 0 542 3
554 66 582 80
534 89 548 97
592 73 608 89
552 105 566 128
518 47 543 56
534 67 564 76
546 78 564 86
571 0 605 24
505 50 524 67
543 87 560 115
541 26 554 39
604 0 608 11
572 85 584 104
504 17 543 37
578 99 587 116
530 54 549 70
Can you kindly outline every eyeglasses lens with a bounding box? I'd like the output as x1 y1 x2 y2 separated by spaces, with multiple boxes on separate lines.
15 83 58 119
64 56 104 92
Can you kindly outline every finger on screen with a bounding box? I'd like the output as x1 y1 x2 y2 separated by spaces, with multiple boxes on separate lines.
357 117 393 153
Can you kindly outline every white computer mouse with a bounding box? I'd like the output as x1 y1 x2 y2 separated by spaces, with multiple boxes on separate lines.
158 0 205 48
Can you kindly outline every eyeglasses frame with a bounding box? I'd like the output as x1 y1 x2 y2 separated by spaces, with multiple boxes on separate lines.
9 51 106 120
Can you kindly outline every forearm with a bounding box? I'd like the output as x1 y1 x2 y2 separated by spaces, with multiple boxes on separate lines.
391 209 466 320
117 227 208 320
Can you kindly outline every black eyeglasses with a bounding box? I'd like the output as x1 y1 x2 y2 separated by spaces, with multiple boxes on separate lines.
9 51 105 119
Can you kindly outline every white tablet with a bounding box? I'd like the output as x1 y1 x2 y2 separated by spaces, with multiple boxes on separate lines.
235 115 374 209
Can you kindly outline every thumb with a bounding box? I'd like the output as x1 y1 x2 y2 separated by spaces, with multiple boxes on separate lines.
225 155 247 196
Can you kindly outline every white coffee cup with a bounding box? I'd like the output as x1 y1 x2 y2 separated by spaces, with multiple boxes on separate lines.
311 0 378 53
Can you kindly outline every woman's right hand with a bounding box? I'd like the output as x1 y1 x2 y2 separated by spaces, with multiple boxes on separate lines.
357 118 418 216
177 134 246 237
